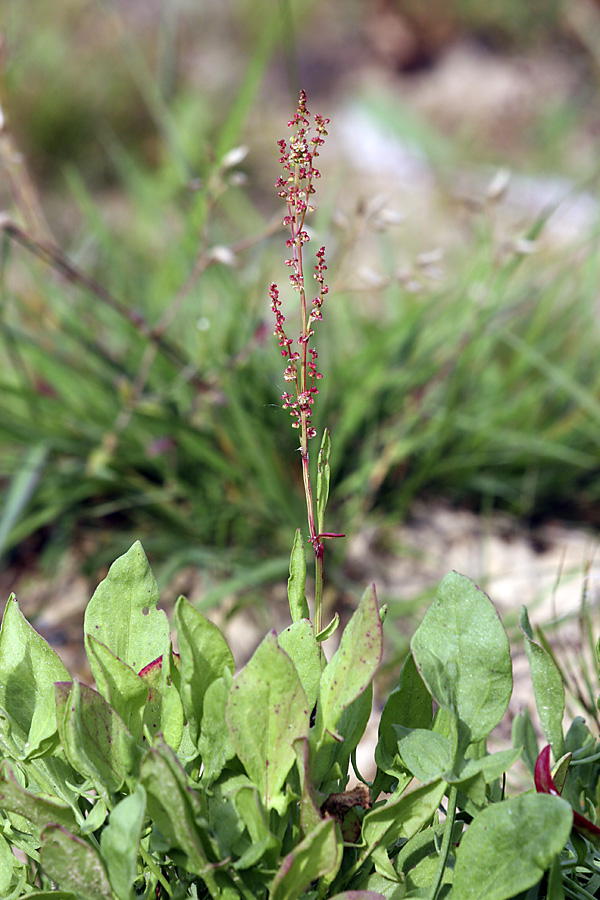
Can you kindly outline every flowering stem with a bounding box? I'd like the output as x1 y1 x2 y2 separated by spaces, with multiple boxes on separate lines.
270 91 340 635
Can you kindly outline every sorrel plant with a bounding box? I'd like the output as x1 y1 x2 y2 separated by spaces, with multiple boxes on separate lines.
1 90 600 900
269 90 342 638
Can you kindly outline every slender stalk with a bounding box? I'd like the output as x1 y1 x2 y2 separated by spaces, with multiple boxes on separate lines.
138 845 172 897
314 540 324 635
428 785 458 900
270 91 332 632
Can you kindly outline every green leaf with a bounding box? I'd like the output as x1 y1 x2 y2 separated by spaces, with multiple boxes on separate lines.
40 825 114 900
206 771 252 860
451 793 573 900
453 747 522 786
519 606 565 759
395 729 453 783
456 771 487 809
411 572 512 745
288 528 309 622
316 612 340 642
358 779 446 871
356 874 405 900
293 737 323 837
138 645 184 752
140 743 219 890
233 784 272 845
404 846 454 895
0 760 79 832
278 619 321 710
0 712 80 814
198 673 236 785
374 653 432 794
174 595 234 743
226 631 309 811
84 541 169 672
18 894 79 899
85 635 148 742
511 708 539 775
546 855 565 900
314 584 382 758
270 818 340 900
319 685 374 791
378 652 432 770
0 594 70 754
317 428 331 535
395 819 462 884
329 893 387 900
0 830 18 895
371 843 401 882
233 784 280 869
16 894 78 900
55 681 140 805
80 797 108 836
100 785 146 900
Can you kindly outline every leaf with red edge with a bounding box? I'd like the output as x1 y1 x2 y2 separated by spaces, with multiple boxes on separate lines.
138 649 184 751
84 541 169 673
534 745 560 796
535 744 600 849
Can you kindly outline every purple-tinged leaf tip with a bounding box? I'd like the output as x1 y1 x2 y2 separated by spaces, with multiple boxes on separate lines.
138 652 180 679
535 744 600 848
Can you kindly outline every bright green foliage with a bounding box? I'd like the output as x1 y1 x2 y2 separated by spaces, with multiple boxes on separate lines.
100 786 147 900
314 584 383 750
55 681 140 806
270 818 340 900
317 428 332 536
197 673 236 785
139 743 218 886
0 594 71 757
0 543 592 898
278 619 321 710
287 529 309 623
451 793 573 900
519 605 566 759
175 595 234 744
226 630 309 812
85 635 149 743
411 572 513 749
40 825 114 900
0 761 79 832
84 542 169 673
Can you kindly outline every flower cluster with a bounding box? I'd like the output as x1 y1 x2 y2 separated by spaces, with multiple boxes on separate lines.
270 91 330 443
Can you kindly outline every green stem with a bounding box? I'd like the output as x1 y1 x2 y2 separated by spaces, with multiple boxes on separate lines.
138 845 172 897
314 538 324 636
300 439 323 636
562 881 597 900
428 785 457 900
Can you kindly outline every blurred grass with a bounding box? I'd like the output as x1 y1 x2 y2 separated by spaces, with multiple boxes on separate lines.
1 0 600 604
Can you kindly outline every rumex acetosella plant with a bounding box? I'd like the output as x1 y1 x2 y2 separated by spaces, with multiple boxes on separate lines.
269 90 342 640
0 91 597 900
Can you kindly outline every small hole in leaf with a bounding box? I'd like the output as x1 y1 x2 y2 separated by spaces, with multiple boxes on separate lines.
142 606 149 616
